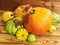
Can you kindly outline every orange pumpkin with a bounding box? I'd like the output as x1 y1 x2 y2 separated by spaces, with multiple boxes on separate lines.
24 7 53 35
14 4 31 17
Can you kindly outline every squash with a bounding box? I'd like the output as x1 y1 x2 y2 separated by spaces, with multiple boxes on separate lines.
24 7 53 35
49 25 56 33
52 13 59 25
6 17 23 35
14 4 32 17
2 11 14 22
16 28 28 41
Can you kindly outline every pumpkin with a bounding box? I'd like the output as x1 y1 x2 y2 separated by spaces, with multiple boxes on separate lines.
6 16 23 35
24 7 53 35
14 4 32 17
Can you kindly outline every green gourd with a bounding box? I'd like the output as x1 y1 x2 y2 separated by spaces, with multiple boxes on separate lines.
6 16 23 35
52 13 59 25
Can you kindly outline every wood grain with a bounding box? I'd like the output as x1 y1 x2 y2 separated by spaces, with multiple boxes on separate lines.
51 2 60 14
45 0 60 2
0 34 60 45
0 44 24 45
0 0 21 11
0 22 5 25
0 0 60 45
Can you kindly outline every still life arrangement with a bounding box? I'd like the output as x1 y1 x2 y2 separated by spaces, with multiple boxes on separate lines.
2 4 59 43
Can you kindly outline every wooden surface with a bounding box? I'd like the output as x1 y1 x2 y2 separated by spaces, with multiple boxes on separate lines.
0 11 60 45
0 0 60 45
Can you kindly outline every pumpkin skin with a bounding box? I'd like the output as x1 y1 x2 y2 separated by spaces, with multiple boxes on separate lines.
24 7 53 35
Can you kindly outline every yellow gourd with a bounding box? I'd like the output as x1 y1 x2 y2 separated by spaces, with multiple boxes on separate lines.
2 11 14 22
16 28 28 41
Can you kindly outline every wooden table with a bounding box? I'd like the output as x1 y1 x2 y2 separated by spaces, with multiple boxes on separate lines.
0 10 60 45
0 0 60 45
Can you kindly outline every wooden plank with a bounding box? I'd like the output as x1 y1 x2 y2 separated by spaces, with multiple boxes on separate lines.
53 7 60 14
0 10 5 22
44 2 52 6
0 43 41 45
45 0 60 2
37 36 60 45
0 26 7 33
0 0 21 11
0 26 5 31
0 43 23 45
0 34 41 45
20 0 45 7
0 22 5 25
0 34 60 45
0 34 18 42
0 10 5 15
52 2 60 14
53 2 60 7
